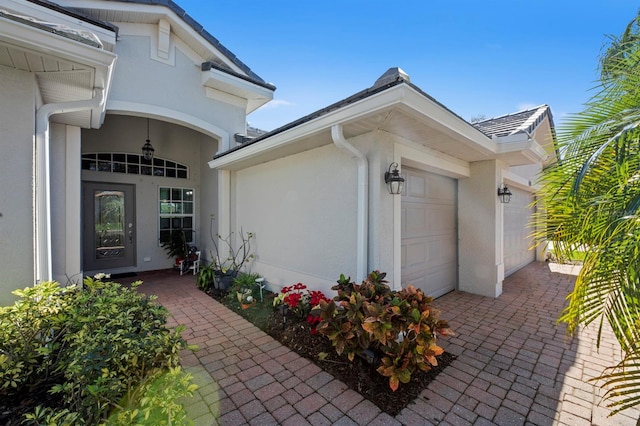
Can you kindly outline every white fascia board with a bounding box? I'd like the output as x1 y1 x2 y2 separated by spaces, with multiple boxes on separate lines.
209 84 499 170
208 86 410 170
400 87 497 157
495 134 549 163
201 67 273 114
3 0 116 50
396 140 471 179
0 17 116 71
503 169 540 191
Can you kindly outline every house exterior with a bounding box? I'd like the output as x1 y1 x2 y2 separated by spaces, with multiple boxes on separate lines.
210 68 556 299
0 0 273 305
0 0 555 306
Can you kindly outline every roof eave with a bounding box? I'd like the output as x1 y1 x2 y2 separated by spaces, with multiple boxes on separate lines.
64 0 269 86
9 0 117 50
494 134 549 165
201 62 274 114
0 15 117 128
209 83 498 171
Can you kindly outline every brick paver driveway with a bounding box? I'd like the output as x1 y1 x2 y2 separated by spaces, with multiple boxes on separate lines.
135 263 640 425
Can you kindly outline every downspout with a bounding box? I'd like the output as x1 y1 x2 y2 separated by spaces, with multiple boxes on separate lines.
331 124 368 282
35 88 105 282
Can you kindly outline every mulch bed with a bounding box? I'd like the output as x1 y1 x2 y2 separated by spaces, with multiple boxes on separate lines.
208 288 455 416
0 386 64 426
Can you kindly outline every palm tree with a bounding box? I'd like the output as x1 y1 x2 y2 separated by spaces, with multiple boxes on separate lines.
535 11 640 416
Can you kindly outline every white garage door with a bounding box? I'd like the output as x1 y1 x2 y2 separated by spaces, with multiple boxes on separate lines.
401 168 457 298
504 187 536 276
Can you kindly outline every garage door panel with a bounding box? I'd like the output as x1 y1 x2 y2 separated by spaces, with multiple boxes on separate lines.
404 241 427 270
504 188 535 276
403 262 457 299
406 173 427 199
401 167 457 298
404 170 456 203
403 235 456 271
402 204 456 238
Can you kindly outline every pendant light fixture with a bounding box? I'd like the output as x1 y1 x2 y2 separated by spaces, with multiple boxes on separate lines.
141 118 155 161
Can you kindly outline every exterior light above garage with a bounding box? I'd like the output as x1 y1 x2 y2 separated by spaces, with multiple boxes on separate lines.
498 183 512 203
385 162 405 195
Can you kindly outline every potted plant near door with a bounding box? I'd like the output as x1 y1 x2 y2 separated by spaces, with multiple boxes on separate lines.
162 229 189 269
209 228 254 290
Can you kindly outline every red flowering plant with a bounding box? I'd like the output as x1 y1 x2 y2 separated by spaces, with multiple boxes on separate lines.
273 283 330 334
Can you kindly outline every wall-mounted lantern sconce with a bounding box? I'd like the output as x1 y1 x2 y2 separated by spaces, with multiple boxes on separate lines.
141 118 155 161
385 162 405 195
498 183 512 204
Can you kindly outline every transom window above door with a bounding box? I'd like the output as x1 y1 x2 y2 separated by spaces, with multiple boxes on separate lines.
82 153 189 179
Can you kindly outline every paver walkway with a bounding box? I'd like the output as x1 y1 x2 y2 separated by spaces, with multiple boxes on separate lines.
133 263 640 425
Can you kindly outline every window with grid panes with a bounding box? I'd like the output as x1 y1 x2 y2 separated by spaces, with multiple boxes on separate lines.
159 187 194 245
81 153 188 179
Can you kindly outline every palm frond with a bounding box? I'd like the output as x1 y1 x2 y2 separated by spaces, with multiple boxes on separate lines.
596 350 640 415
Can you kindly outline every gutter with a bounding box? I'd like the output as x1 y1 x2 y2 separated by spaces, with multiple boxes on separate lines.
34 88 105 282
331 124 368 282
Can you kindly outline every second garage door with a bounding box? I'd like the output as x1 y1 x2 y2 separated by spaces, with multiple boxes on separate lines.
401 167 457 298
503 187 536 276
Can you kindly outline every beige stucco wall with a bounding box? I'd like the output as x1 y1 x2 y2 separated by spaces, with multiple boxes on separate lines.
108 27 246 138
72 114 217 275
458 160 504 297
234 143 359 295
0 66 36 305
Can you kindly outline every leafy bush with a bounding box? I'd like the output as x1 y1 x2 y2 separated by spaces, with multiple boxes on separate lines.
316 271 454 391
0 281 73 395
0 277 194 424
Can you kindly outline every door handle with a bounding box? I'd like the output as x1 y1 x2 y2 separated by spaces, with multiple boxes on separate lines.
129 230 133 243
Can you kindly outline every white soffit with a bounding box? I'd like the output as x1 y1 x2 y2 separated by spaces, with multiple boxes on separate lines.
0 13 116 128
494 134 549 166
201 66 274 114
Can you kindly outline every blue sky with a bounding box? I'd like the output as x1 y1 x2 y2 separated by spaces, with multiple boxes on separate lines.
179 1 638 131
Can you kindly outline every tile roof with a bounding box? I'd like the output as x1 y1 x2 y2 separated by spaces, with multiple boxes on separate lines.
472 104 551 138
217 67 477 158
24 0 118 33
3 2 115 48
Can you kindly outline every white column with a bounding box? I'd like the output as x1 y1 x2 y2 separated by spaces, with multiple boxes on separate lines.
217 169 231 245
65 126 82 283
458 160 504 298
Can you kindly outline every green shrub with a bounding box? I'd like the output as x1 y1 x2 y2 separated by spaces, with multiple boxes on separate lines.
104 367 196 426
0 277 195 425
316 271 454 391
0 281 73 395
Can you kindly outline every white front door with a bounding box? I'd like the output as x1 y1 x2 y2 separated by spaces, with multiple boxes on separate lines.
83 182 136 271
401 167 457 298
503 187 535 276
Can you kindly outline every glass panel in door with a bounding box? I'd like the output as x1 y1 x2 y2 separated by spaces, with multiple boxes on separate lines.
83 182 136 272
94 190 125 259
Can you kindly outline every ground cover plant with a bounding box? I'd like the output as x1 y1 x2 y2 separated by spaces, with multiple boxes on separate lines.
0 277 196 425
202 270 455 415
